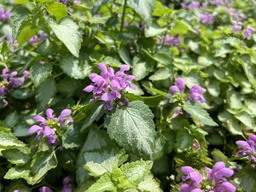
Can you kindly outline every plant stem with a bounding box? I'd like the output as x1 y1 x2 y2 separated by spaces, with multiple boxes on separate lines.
120 0 128 32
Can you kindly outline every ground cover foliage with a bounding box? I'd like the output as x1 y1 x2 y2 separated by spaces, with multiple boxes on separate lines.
0 0 256 191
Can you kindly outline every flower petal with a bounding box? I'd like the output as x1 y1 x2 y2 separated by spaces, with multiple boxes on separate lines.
28 125 42 133
46 108 54 119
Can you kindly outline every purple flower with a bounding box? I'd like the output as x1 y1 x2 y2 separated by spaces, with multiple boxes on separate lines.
28 108 73 145
40 32 47 42
188 1 200 10
39 186 53 192
204 162 234 184
244 27 255 38
181 166 203 187
201 12 213 25
158 35 181 47
179 166 203 192
84 63 135 110
29 35 38 44
22 70 30 80
189 85 206 103
231 21 243 32
0 8 11 21
214 182 236 192
5 9 11 21
236 140 252 157
236 134 256 163
62 176 73 192
59 109 73 126
169 78 185 95
74 0 81 4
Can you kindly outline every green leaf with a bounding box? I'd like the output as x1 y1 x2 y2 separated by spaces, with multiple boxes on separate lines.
245 99 256 116
235 112 255 128
152 52 172 65
127 0 155 25
35 39 58 55
30 151 58 184
17 22 39 44
81 103 105 132
212 149 228 163
237 167 256 192
119 46 132 66
149 67 172 81
3 111 19 128
84 149 128 177
13 122 31 137
76 129 119 184
10 7 30 40
120 160 153 186
183 102 218 126
227 91 243 109
105 101 156 159
57 77 83 97
13 0 30 4
48 17 82 57
5 151 57 185
37 78 57 110
124 93 163 107
176 128 194 152
30 63 52 87
11 88 35 99
137 173 162 192
145 23 166 37
60 53 92 79
86 173 116 192
62 124 84 149
185 39 201 54
0 129 26 149
4 165 31 182
47 2 68 23
2 148 31 165
132 57 154 81
170 20 189 35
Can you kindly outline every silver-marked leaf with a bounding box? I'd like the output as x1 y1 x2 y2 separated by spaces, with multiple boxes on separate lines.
48 17 82 57
127 0 155 25
120 160 153 186
183 102 218 126
60 53 92 79
105 101 156 159
30 63 52 87
0 129 26 149
84 148 128 177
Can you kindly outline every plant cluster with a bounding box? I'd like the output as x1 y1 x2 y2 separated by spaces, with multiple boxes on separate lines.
0 0 256 191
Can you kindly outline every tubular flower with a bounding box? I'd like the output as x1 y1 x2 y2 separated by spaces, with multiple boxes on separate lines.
28 108 73 145
0 68 30 107
169 78 185 95
236 134 256 163
84 63 135 110
188 85 206 103
157 35 181 47
244 27 255 38
169 78 206 103
179 162 236 192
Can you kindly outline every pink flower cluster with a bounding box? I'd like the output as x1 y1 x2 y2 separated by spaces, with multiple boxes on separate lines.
0 8 11 22
84 63 135 110
28 108 73 145
236 134 256 164
169 78 206 103
157 35 181 47
179 162 236 192
0 68 30 106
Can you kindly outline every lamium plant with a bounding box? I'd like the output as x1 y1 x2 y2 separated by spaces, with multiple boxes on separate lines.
0 0 256 191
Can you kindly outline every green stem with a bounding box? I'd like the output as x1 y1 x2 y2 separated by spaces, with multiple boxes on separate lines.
120 0 128 32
